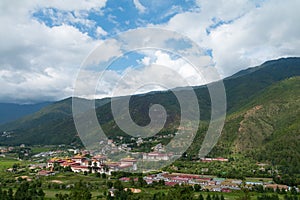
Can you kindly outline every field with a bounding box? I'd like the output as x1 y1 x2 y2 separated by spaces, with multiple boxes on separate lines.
0 157 21 170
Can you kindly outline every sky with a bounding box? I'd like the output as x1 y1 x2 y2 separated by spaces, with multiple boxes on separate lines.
0 0 300 104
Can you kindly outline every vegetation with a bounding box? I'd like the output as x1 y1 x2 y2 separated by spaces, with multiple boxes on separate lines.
0 57 300 198
1 57 299 146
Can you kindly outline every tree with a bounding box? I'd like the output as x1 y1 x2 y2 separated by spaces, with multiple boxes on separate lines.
153 191 165 200
198 194 204 200
107 181 113 189
13 181 45 200
114 180 124 191
69 180 92 200
220 194 225 200
130 177 135 186
55 193 70 200
137 177 146 187
291 187 298 195
194 184 201 192
38 188 45 199
207 194 212 200
8 188 13 200
213 194 220 200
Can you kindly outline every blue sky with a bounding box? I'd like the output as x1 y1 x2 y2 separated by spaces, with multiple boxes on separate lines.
32 0 197 39
0 0 299 103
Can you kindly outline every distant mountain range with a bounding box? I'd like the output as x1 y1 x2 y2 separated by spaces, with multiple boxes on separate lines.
0 57 299 172
0 102 51 125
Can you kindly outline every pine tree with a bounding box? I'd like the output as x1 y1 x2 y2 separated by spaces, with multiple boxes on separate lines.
198 194 204 200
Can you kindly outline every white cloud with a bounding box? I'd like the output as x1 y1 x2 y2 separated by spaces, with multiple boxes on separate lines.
1 0 300 103
82 50 215 100
207 0 300 76
96 26 108 37
133 0 146 13
160 0 300 77
0 0 108 103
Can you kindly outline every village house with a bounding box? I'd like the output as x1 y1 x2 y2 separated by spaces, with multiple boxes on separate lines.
72 154 86 164
71 165 89 173
200 157 229 162
120 157 137 170
265 184 289 191
37 170 55 176
142 152 172 161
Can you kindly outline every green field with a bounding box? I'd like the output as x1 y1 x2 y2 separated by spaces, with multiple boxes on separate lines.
0 157 21 170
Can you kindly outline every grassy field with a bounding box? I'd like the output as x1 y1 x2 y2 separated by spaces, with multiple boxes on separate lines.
245 177 273 183
0 157 21 170
30 146 54 154
0 159 296 200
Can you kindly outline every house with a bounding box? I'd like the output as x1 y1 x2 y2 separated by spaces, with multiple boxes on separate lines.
119 177 131 182
165 182 177 186
37 170 55 176
71 165 89 173
120 157 137 170
143 152 172 161
93 155 107 163
72 154 85 164
211 186 222 192
265 184 289 191
220 181 240 190
200 157 228 162
124 188 141 193
47 158 64 168
171 177 189 185
221 188 231 193
108 188 117 197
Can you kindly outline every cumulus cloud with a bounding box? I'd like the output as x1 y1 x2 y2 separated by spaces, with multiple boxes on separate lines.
133 0 146 13
1 0 300 103
81 49 215 100
160 0 300 77
96 26 108 37
208 0 300 76
0 0 107 103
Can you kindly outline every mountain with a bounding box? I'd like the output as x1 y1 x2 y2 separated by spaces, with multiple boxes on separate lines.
0 102 51 125
0 57 299 148
0 97 110 145
202 76 300 174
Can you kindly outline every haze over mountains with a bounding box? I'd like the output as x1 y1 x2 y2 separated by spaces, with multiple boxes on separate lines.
0 57 299 170
0 102 51 125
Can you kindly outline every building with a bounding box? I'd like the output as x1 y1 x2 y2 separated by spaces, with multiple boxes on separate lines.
71 165 90 173
143 152 172 161
200 157 228 162
120 157 137 170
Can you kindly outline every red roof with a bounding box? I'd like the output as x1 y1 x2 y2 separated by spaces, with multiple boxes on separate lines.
171 177 189 182
145 152 172 157
165 182 177 186
71 166 89 169
37 170 53 176
221 188 231 193
119 177 131 182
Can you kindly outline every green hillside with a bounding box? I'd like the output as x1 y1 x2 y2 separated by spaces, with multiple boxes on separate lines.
0 97 110 145
0 102 51 125
203 77 300 175
0 58 300 166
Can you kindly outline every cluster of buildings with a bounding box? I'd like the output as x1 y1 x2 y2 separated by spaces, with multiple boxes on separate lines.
47 154 137 175
135 172 292 192
142 152 173 161
199 158 229 162
45 151 177 174
142 172 240 191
